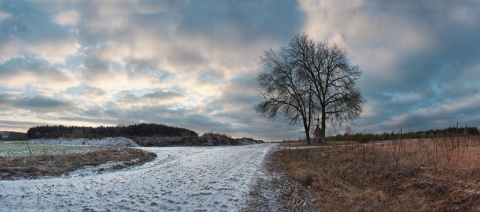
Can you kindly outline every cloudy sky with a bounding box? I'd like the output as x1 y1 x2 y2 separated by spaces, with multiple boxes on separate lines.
0 0 479 141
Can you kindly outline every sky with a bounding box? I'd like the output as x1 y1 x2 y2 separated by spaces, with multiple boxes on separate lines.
0 0 479 141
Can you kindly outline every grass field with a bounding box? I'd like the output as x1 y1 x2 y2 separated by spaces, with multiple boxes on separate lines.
277 136 480 211
0 141 156 180
0 141 97 157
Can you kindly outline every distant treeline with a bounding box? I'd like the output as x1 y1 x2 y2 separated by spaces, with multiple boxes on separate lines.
27 123 198 139
329 126 480 143
0 131 27 140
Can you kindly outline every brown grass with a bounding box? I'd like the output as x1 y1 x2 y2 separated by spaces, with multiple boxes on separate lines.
275 136 480 211
0 147 156 180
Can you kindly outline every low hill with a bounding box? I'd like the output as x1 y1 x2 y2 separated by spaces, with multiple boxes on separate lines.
132 133 263 147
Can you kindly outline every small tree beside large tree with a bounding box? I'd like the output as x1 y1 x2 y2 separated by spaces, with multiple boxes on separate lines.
256 33 365 144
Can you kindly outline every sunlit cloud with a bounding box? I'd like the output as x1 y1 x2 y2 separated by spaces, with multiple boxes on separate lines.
52 10 80 26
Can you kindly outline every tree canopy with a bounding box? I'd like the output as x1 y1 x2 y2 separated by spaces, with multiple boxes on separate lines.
27 123 198 139
256 33 365 144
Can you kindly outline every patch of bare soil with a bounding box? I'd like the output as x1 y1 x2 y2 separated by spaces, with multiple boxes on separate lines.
277 137 480 211
0 148 156 180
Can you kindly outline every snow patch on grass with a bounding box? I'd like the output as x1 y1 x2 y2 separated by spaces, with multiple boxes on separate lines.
0 141 94 157
28 137 140 147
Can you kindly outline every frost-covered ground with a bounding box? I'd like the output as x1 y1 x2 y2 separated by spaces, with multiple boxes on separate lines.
0 141 96 157
0 143 276 211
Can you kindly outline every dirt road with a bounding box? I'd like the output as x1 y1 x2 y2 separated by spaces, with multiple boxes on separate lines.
0 143 276 211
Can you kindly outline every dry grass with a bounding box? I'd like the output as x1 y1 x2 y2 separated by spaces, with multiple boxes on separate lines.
0 147 156 180
275 136 480 211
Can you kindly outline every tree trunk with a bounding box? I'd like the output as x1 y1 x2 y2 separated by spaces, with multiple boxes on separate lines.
321 109 327 144
305 131 312 144
303 118 312 144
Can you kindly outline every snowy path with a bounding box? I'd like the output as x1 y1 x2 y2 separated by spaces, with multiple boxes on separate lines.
0 143 276 211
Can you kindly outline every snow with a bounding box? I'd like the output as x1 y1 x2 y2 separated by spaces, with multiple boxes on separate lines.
28 137 140 147
0 141 94 157
0 143 277 211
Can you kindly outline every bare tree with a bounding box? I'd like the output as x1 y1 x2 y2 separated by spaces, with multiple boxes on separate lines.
290 34 365 143
256 48 316 144
256 33 365 144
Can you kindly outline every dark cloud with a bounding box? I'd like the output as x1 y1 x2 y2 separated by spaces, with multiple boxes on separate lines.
176 0 305 45
0 92 16 103
0 56 72 81
0 92 74 113
342 1 480 134
104 105 231 134
17 95 72 110
143 90 183 99
0 120 48 131
75 54 112 82
115 90 184 105
124 58 172 81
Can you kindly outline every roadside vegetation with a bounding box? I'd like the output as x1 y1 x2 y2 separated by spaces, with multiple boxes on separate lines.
0 141 156 180
132 132 263 147
277 134 480 211
329 126 480 143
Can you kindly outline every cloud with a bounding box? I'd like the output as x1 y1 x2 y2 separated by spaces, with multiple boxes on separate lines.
1 0 306 140
0 92 75 115
299 0 480 134
0 120 48 131
52 10 79 26
116 90 186 108
0 56 79 91
17 95 71 109
0 1 79 63
0 11 11 21
1 0 479 141
27 39 80 64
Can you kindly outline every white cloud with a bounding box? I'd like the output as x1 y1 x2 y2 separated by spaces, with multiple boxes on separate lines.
27 39 80 64
53 10 79 26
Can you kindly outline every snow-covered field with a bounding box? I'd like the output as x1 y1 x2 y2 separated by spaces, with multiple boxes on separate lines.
0 141 96 157
0 143 276 211
29 137 140 147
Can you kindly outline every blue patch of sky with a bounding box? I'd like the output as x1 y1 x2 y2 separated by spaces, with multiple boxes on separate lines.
56 54 84 70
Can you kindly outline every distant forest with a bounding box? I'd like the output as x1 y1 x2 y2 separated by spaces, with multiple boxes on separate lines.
27 123 198 139
329 126 480 143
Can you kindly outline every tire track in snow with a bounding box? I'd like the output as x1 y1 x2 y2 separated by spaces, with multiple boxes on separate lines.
0 143 276 211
